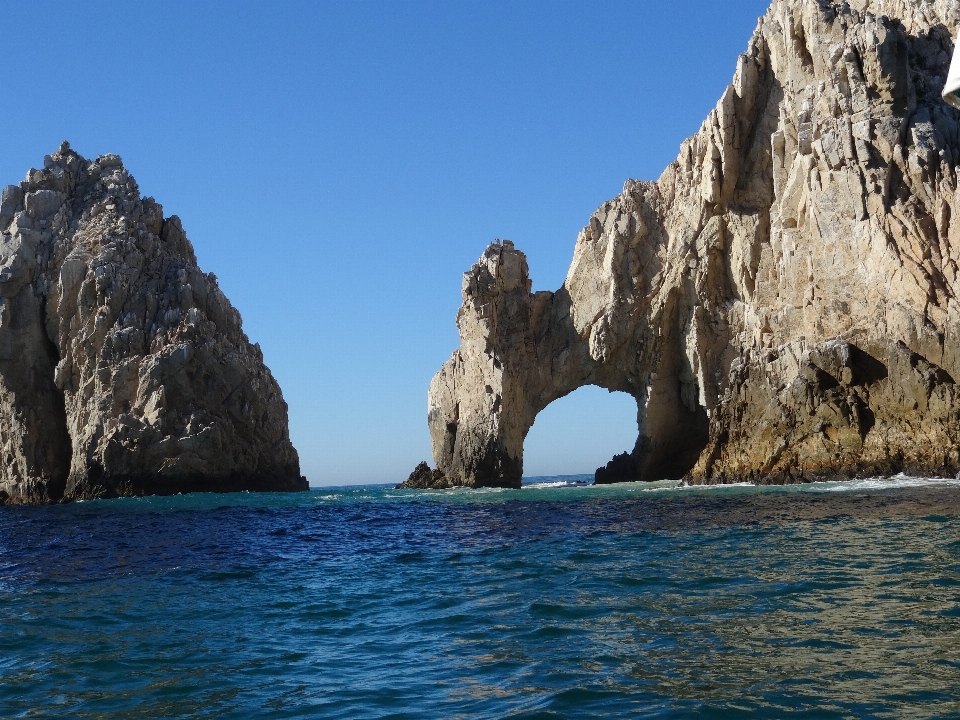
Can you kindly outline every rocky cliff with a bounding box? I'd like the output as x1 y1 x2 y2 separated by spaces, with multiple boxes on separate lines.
0 144 306 504
402 0 960 489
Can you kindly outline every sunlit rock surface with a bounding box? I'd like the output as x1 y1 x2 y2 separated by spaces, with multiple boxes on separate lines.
0 144 305 504
403 0 960 488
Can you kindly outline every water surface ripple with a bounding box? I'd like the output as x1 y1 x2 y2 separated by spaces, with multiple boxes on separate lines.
2 477 960 718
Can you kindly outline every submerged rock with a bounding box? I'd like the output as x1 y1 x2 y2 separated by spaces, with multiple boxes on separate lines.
413 0 960 488
0 143 306 504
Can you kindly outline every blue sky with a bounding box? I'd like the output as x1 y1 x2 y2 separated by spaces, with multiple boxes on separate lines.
0 0 770 485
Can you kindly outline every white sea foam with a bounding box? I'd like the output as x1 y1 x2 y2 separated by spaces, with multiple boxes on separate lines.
523 479 593 490
612 480 755 494
677 481 757 491
369 472 960 501
805 474 960 493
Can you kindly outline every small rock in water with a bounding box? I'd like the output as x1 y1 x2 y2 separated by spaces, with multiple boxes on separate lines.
396 461 453 489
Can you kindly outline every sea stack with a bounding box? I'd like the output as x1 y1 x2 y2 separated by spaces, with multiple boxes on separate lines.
0 144 306 504
402 0 960 489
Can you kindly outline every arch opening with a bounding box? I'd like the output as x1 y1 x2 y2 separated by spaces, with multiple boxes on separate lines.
522 385 639 480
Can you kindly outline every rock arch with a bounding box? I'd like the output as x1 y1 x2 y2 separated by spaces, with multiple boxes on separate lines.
425 220 712 488
404 0 960 490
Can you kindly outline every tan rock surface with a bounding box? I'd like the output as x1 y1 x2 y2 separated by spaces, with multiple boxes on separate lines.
0 144 306 504
403 0 960 488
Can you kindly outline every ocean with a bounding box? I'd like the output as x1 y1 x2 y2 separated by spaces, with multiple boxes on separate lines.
2 476 960 718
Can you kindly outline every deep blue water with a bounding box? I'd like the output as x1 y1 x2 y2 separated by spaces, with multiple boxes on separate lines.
3 476 960 719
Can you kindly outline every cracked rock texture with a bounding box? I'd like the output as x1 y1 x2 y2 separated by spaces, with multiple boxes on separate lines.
0 144 306 504
403 0 960 489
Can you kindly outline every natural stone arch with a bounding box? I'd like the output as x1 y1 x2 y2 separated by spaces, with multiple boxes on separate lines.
404 0 960 491
425 226 712 488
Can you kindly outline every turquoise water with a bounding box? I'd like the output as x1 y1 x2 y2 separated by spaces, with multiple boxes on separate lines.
2 476 960 718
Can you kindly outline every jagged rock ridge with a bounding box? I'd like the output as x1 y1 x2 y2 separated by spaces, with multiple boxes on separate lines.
402 0 960 489
0 144 306 504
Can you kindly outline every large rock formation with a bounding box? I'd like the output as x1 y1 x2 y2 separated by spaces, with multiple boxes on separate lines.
403 0 960 489
0 144 306 504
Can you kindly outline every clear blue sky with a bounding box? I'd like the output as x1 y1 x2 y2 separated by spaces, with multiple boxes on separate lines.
0 0 770 485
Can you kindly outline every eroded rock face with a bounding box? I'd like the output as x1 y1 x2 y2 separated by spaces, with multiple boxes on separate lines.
0 144 306 504
407 0 960 488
